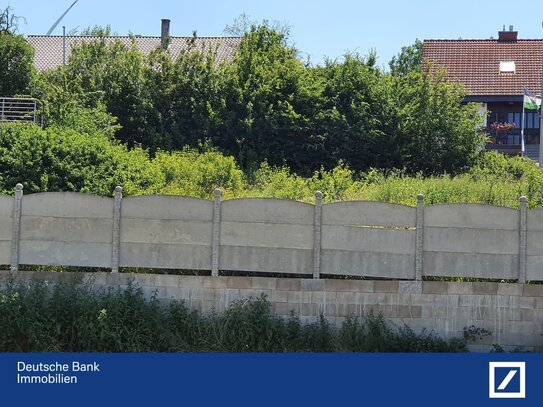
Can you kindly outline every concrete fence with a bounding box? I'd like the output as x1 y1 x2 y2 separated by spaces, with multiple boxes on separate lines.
1 184 539 282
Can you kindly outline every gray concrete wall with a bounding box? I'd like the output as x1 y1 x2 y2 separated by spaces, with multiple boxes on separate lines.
0 196 12 264
321 202 416 279
424 204 520 280
3 270 542 351
19 192 113 268
220 198 314 274
120 196 213 270
0 188 540 282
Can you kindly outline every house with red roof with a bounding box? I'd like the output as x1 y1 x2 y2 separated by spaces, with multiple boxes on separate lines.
423 27 543 161
26 19 241 71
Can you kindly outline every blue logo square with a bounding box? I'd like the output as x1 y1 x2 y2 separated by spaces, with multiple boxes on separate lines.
494 367 520 393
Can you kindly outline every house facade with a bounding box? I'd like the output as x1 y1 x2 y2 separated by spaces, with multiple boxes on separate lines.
423 27 543 161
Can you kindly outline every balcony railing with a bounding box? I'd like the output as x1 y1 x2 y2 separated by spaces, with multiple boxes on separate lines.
487 128 539 145
0 97 38 124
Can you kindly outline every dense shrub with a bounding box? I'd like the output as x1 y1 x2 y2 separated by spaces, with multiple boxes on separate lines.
0 278 488 352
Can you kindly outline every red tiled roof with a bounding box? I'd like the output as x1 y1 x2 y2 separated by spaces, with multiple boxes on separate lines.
26 35 242 71
422 39 543 96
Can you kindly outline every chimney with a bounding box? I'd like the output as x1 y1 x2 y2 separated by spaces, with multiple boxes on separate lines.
161 19 170 49
498 25 518 42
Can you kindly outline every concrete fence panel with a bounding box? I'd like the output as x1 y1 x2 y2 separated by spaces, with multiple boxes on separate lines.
0 195 13 264
219 199 314 274
19 192 113 267
423 204 519 279
120 195 213 270
526 208 543 281
320 202 416 278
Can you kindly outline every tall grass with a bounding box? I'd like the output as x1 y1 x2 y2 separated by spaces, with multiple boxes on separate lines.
0 278 488 352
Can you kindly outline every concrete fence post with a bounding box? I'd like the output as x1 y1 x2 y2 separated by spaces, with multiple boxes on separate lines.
519 196 528 284
111 186 122 273
211 188 222 277
10 183 23 272
415 194 424 281
313 191 323 279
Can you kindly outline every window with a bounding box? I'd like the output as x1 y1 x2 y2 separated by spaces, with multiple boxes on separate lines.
507 112 521 127
509 112 541 129
525 112 540 129
499 61 515 73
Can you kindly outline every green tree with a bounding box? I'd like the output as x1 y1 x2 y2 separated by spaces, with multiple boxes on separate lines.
389 39 423 77
393 66 485 174
0 6 33 97
60 35 148 146
311 52 398 172
0 33 34 96
218 23 316 173
143 36 224 151
30 68 120 138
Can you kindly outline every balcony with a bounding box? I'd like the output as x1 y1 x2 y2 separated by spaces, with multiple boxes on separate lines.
0 97 39 125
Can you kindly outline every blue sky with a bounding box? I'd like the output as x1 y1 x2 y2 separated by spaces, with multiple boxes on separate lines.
5 0 543 68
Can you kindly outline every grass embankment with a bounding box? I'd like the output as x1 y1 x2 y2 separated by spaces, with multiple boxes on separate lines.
0 278 488 352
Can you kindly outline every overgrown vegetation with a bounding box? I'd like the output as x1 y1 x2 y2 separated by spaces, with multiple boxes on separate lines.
0 278 488 352
0 122 540 208
1 10 486 176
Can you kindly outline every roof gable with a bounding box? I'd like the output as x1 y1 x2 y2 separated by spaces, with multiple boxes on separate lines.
422 38 543 96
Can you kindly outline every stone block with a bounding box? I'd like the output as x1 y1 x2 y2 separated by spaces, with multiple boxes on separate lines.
322 303 338 317
373 280 399 293
300 302 322 317
472 282 498 295
178 276 208 289
355 281 377 293
497 283 523 296
422 281 448 294
287 291 303 304
503 321 533 336
324 279 357 291
106 273 131 286
535 297 543 309
336 292 358 304
446 282 473 295
267 290 289 303
301 279 325 291
520 309 534 322
274 302 299 315
251 277 277 290
238 289 268 300
397 305 422 319
85 272 108 286
217 288 240 303
200 289 217 301
523 284 543 297
226 276 252 289
398 281 422 294
164 285 182 299
276 278 301 291
408 294 437 306
498 333 538 348
202 276 228 289
512 296 535 309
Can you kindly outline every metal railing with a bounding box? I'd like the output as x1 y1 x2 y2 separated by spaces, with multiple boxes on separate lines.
0 97 38 124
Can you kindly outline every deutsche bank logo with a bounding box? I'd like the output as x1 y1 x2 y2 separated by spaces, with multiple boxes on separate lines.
489 362 526 398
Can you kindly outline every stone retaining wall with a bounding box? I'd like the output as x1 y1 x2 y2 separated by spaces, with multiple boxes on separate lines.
3 271 542 351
